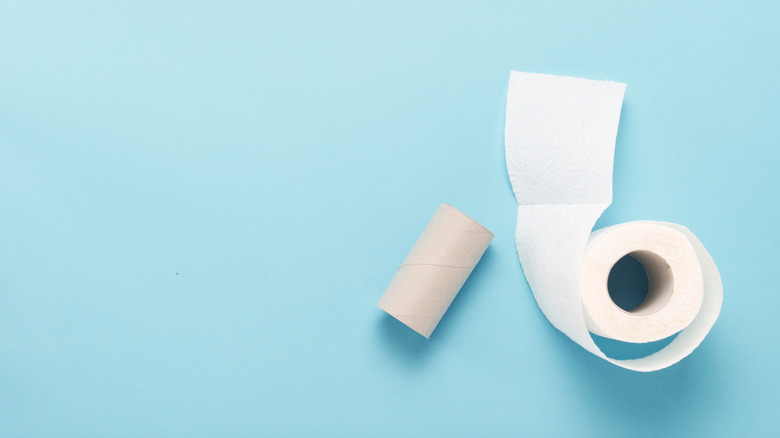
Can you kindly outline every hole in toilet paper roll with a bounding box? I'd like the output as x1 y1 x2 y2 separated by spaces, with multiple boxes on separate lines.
607 251 674 315
607 255 648 311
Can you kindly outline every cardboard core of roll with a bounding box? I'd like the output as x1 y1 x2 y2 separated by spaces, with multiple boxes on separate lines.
377 203 494 338
617 250 674 316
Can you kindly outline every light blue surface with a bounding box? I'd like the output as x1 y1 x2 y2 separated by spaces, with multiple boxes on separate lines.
1 1 778 436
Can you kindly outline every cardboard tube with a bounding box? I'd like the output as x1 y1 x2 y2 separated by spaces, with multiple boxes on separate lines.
377 203 494 338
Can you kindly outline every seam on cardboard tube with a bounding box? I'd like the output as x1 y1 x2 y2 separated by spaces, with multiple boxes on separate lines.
397 263 472 270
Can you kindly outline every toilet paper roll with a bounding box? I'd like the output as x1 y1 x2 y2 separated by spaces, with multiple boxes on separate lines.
506 71 722 371
377 203 494 338
580 222 704 343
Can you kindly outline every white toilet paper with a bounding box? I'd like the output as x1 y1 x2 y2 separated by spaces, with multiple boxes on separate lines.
581 222 703 343
505 71 722 371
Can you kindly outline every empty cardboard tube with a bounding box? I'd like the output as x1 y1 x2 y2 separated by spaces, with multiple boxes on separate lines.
377 203 494 338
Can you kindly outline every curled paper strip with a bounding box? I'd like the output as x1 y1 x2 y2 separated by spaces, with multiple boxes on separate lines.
378 203 494 338
505 71 722 371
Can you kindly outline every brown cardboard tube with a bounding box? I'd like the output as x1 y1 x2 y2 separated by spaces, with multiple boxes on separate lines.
377 203 494 338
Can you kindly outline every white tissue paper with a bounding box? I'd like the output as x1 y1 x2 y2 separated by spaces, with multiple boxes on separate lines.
505 71 722 371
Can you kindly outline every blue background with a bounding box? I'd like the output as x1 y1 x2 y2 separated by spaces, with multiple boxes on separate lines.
1 1 778 436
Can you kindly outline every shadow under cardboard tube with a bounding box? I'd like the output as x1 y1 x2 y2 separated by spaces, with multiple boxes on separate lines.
375 313 432 365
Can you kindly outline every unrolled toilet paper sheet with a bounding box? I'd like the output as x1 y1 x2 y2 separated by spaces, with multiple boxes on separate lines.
506 71 722 371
